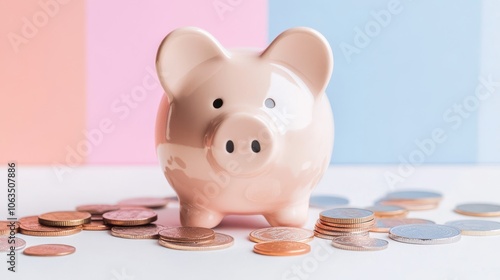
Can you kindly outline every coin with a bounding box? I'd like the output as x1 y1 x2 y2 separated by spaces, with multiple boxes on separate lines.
111 224 164 239
314 230 369 240
19 216 39 225
82 220 110 231
371 218 436 233
103 209 158 226
314 227 368 236
309 195 349 209
159 227 215 243
320 208 374 224
23 244 76 256
389 224 461 245
331 236 388 251
76 204 120 215
91 215 103 221
19 219 82 237
253 241 310 256
379 200 439 211
38 211 91 227
249 227 314 243
319 218 375 228
315 221 373 232
445 220 500 236
159 233 234 251
365 205 408 217
385 190 442 202
0 236 26 252
454 203 500 217
0 221 19 235
118 197 170 209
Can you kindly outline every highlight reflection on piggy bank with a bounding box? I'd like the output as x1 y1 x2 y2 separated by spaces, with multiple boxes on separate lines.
155 27 334 228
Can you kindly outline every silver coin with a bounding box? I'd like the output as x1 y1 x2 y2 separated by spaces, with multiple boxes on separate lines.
385 190 442 201
454 203 500 217
0 236 26 252
331 236 388 251
310 195 349 208
445 220 500 236
389 224 461 245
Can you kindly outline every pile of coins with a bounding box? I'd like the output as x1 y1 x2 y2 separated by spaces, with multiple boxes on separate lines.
158 227 233 251
376 190 443 211
249 227 314 256
314 208 374 239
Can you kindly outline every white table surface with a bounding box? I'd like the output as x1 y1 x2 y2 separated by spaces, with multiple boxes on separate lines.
1 165 500 280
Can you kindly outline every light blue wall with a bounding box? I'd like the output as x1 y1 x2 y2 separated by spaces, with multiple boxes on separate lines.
269 0 488 164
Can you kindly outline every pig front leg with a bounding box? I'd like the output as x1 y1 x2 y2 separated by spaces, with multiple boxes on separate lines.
263 201 309 227
179 202 224 228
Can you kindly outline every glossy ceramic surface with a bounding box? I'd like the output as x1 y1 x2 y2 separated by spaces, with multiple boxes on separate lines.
155 27 334 228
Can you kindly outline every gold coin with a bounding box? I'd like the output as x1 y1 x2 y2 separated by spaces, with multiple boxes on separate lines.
454 203 500 217
365 205 409 217
118 197 170 209
319 208 374 224
314 226 369 236
331 236 388 251
38 211 91 227
158 233 233 251
159 227 215 243
319 218 375 228
23 244 76 256
19 219 82 237
103 209 157 226
370 218 436 233
314 230 369 240
249 227 314 243
253 241 310 256
82 221 110 231
76 204 120 215
315 221 373 232
111 224 164 239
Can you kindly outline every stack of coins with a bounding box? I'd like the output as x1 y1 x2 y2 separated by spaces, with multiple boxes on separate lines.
314 208 374 239
158 227 233 251
376 190 443 211
249 227 314 256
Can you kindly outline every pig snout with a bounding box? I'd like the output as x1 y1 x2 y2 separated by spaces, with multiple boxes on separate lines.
208 112 276 176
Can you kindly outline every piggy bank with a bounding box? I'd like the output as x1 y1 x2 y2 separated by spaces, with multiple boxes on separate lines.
155 27 334 228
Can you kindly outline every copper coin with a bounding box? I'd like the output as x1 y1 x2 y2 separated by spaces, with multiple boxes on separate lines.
320 208 374 224
118 197 170 209
111 224 164 239
91 215 103 221
23 244 76 256
82 221 110 231
19 219 82 237
319 218 375 228
159 232 233 251
159 227 215 243
76 204 120 215
365 205 409 217
38 211 91 227
331 236 388 251
0 236 26 252
445 220 500 236
385 190 442 203
249 227 314 243
103 209 157 226
454 203 500 217
19 216 39 225
0 221 19 235
370 218 436 233
253 241 310 256
315 221 373 232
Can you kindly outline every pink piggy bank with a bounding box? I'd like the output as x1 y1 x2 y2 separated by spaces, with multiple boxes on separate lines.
155 27 334 228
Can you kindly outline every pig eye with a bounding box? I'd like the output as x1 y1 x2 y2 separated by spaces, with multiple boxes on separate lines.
213 98 223 109
265 98 275 108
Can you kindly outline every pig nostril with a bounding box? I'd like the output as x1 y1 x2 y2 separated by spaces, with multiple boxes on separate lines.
226 140 234 153
251 140 261 153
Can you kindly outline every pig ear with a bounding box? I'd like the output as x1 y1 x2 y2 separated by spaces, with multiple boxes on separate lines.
156 27 228 99
261 28 333 96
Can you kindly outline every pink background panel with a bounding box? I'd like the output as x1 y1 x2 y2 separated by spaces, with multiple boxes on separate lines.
86 0 268 164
